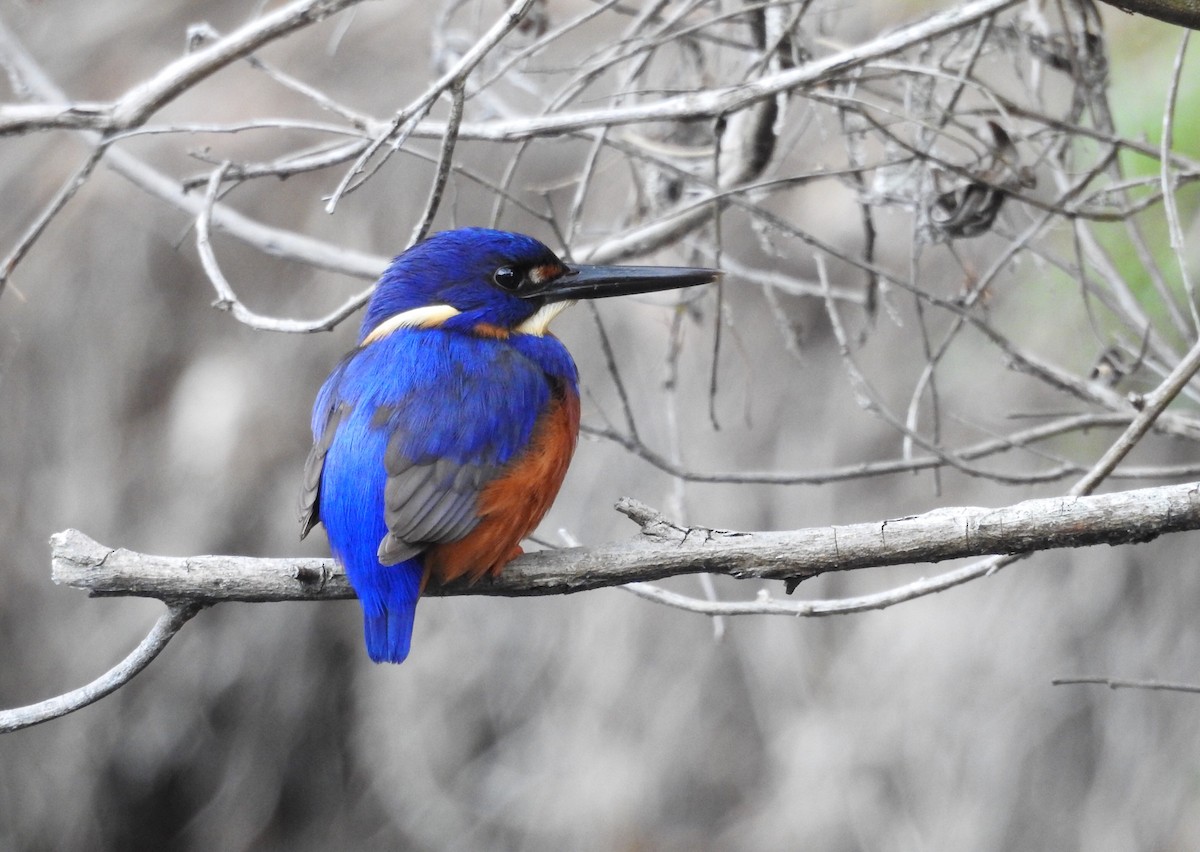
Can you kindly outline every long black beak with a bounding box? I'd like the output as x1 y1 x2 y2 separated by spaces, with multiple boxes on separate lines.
528 263 720 303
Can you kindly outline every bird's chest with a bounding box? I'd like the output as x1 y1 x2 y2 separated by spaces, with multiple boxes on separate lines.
347 329 576 467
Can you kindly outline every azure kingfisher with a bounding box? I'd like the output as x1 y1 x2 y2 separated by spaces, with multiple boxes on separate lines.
300 228 718 663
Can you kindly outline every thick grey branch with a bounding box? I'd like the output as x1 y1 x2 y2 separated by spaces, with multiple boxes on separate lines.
51 481 1200 603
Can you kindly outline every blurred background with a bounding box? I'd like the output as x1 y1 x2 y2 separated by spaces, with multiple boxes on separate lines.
1 0 1199 849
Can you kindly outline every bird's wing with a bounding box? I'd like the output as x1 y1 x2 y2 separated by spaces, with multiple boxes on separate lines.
299 358 352 540
298 404 343 539
370 339 551 565
376 449 501 565
304 333 551 565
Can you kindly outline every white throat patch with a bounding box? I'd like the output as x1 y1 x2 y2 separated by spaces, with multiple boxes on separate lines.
515 300 574 336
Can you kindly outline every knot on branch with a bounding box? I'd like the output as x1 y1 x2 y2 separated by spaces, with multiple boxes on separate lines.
615 497 690 543
615 497 751 547
50 528 116 580
291 563 336 591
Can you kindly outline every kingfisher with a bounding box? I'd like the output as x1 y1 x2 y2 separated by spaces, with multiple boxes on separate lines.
300 228 717 663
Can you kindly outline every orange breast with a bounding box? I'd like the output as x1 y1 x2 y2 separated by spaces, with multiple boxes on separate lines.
424 384 581 585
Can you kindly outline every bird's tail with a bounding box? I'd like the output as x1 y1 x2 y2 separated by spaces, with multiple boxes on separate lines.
356 560 424 664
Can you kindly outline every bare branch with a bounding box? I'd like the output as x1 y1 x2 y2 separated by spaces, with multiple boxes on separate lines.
325 0 537 212
0 143 106 295
1070 337 1200 496
419 0 1024 143
51 481 1200 602
0 0 369 136
0 13 390 282
408 82 466 246
1096 0 1200 30
0 603 201 734
194 163 377 333
1159 30 1196 333
622 552 1012 616
1053 676 1200 694
583 413 1183 486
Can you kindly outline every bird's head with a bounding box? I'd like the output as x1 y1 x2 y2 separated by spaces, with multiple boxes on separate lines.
359 228 718 343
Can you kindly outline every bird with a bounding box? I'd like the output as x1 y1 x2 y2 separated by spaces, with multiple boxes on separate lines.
300 228 718 663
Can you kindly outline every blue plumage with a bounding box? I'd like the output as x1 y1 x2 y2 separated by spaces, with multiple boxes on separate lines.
301 228 717 663
360 228 559 335
309 314 576 662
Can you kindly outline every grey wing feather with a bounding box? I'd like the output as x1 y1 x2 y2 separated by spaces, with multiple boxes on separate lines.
377 450 499 566
384 463 438 515
377 531 424 566
420 488 481 542
302 396 503 563
299 401 349 539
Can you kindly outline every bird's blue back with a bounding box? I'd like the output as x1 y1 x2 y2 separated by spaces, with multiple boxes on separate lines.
312 303 578 662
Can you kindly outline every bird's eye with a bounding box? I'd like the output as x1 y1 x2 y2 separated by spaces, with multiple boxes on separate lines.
492 266 520 291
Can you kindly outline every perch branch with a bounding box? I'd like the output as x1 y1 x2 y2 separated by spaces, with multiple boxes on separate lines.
50 481 1200 603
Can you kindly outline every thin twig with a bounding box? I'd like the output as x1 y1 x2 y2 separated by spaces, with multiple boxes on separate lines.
194 164 377 332
0 143 108 297
409 82 467 246
1052 676 1200 694
622 553 1013 616
325 0 535 212
0 0 369 136
0 603 201 734
1070 336 1200 497
1160 30 1197 335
